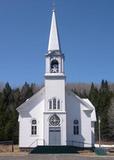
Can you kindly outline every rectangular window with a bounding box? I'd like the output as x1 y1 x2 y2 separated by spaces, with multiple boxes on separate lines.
73 126 79 135
31 126 37 135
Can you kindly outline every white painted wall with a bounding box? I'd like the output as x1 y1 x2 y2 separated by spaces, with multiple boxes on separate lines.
18 90 45 148
80 107 92 147
66 90 95 148
66 90 82 147
45 77 66 112
45 55 50 73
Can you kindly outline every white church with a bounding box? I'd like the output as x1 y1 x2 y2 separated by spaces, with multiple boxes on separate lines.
17 9 96 149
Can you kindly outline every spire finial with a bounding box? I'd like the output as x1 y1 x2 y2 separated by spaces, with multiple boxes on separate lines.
52 0 56 11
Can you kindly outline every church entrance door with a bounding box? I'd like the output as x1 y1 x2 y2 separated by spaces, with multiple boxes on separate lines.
49 127 61 145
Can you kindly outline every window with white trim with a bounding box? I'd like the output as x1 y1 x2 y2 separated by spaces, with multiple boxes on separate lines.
49 100 52 109
50 59 59 73
31 119 37 135
53 98 56 109
73 120 79 135
48 98 61 110
57 100 60 109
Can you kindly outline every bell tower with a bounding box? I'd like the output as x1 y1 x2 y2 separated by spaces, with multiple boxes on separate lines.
44 9 66 146
45 9 65 112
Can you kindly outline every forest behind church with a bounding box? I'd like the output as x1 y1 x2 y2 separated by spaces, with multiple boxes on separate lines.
0 80 114 144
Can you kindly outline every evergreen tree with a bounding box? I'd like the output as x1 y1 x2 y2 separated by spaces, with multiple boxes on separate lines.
89 82 99 140
108 96 114 140
20 82 33 102
98 80 112 140
89 83 99 108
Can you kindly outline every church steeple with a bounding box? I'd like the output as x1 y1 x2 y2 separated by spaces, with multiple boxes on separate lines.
48 10 61 52
45 9 64 75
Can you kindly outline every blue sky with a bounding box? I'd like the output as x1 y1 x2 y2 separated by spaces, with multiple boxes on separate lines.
0 0 114 87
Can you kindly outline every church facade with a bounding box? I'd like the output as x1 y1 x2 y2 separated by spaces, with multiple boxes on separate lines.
17 10 96 149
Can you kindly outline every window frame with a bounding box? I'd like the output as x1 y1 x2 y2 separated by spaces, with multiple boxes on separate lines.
50 59 59 73
57 100 60 109
73 119 79 135
53 98 56 109
31 119 37 135
49 99 52 109
48 98 61 110
73 125 79 135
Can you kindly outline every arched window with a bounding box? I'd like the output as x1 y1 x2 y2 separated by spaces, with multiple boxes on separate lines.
73 120 79 135
57 100 60 109
49 100 52 109
53 98 56 109
31 119 37 135
48 98 61 110
50 59 59 73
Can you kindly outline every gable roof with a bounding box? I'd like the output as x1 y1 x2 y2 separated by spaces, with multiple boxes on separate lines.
17 87 96 121
82 98 95 110
66 89 96 121
16 87 45 113
83 98 96 121
66 89 95 111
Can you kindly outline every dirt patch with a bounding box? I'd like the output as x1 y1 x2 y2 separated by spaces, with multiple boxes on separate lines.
0 145 20 153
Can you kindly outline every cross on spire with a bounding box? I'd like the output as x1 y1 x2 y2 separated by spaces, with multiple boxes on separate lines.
52 0 56 11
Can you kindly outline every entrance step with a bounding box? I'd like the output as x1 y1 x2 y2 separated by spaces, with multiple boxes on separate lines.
30 146 80 154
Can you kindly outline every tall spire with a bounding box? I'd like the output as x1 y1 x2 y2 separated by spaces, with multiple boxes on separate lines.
48 10 61 52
